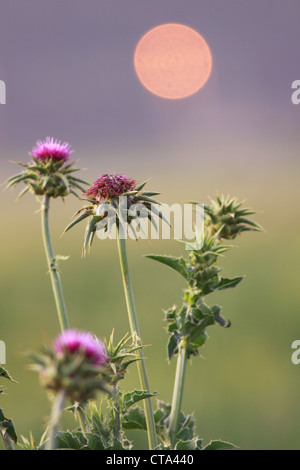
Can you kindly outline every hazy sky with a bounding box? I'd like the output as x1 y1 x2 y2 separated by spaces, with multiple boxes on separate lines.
0 0 299 170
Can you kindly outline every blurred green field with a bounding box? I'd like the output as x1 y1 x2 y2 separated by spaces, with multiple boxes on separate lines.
1 166 300 450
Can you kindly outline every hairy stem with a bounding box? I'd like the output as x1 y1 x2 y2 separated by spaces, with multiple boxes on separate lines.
1 431 15 450
46 390 66 450
116 230 157 450
169 337 188 448
77 404 88 439
41 194 70 331
112 386 121 442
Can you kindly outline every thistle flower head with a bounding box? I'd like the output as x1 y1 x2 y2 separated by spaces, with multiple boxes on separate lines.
30 330 110 402
54 329 108 366
5 137 88 199
31 137 73 163
65 174 168 256
86 174 137 203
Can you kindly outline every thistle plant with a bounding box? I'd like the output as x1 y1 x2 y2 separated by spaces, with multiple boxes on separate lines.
64 174 166 449
30 329 109 450
5 137 88 331
147 195 262 448
5 140 263 451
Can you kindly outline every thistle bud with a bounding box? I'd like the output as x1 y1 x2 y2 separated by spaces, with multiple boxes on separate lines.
204 195 263 240
105 331 143 385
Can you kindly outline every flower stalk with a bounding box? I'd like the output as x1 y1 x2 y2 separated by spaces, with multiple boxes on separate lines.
46 389 66 450
168 337 188 448
116 229 158 450
112 385 121 442
1 433 15 451
41 194 70 331
77 405 88 439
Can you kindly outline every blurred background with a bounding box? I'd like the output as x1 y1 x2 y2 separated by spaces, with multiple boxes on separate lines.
0 0 300 450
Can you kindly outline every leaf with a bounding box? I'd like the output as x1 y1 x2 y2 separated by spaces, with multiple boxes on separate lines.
17 185 30 199
189 330 207 349
55 431 85 450
68 180 87 192
235 217 263 231
176 413 195 442
167 334 179 362
123 390 158 411
145 203 171 227
5 172 26 183
5 172 38 188
135 195 160 205
154 400 171 425
217 276 244 290
212 306 231 328
85 432 105 450
142 191 160 197
175 438 203 450
0 367 16 383
83 216 101 255
122 407 147 431
203 439 237 450
107 438 129 451
68 176 89 186
135 180 149 192
64 211 92 233
0 408 17 443
146 255 188 280
165 305 177 322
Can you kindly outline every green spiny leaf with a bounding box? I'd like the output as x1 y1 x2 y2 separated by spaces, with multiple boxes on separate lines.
64 211 92 233
123 407 147 431
217 276 244 290
203 439 237 450
0 408 17 443
146 255 188 280
135 180 149 192
123 390 158 411
55 430 84 450
167 334 180 362
175 438 203 450
0 367 16 383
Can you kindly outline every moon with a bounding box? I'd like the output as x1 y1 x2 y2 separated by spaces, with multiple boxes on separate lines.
134 23 213 100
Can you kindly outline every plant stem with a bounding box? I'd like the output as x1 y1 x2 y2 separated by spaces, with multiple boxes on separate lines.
116 230 157 450
112 386 121 442
46 390 66 450
41 194 70 331
77 405 88 440
1 431 15 450
169 337 188 448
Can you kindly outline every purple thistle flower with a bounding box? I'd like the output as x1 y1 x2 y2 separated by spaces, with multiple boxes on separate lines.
86 174 137 202
31 137 73 163
54 329 108 366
